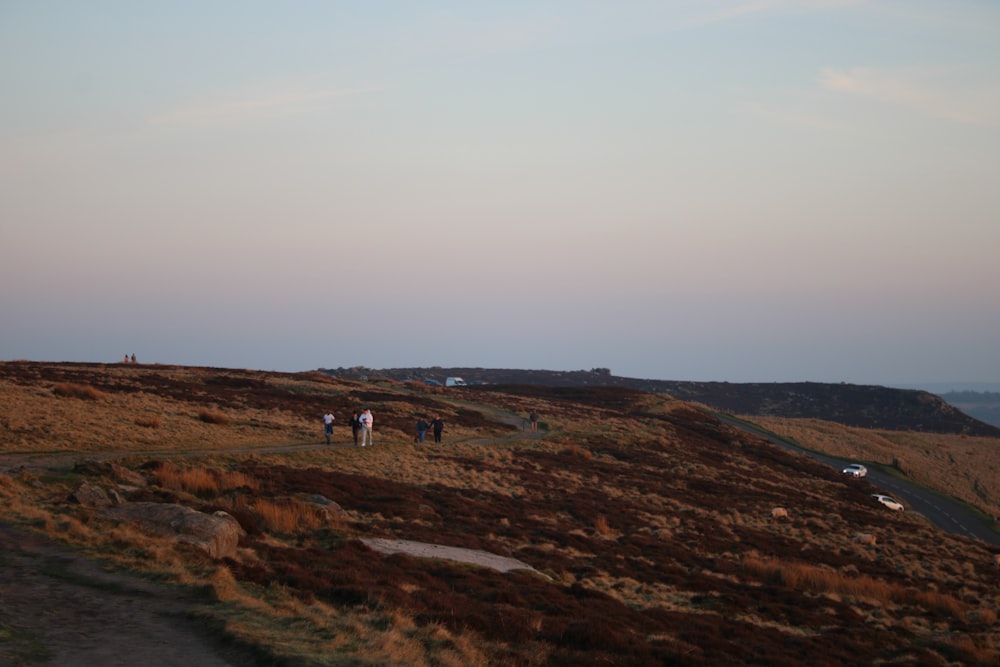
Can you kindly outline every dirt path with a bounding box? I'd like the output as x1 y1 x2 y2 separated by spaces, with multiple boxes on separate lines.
0 522 259 667
0 442 326 665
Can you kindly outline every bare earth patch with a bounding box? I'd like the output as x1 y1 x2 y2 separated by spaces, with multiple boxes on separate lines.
0 522 257 667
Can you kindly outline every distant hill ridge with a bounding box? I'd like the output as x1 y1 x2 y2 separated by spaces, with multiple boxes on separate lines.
937 391 1000 431
321 366 1000 437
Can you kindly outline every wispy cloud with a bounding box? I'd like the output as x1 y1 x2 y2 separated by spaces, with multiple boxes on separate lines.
148 85 381 127
821 66 1000 126
684 0 865 26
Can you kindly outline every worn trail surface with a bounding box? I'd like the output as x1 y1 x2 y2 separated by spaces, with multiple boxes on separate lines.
0 522 259 667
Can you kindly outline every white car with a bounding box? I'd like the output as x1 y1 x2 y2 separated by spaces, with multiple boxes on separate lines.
872 494 904 511
843 464 868 478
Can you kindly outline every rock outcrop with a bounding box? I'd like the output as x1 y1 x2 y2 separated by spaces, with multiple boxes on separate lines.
104 502 244 559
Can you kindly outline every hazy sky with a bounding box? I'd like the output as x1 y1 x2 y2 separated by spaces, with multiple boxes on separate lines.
2 1 998 384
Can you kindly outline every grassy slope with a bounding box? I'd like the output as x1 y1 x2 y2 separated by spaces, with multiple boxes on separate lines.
740 415 1000 521
1 362 999 666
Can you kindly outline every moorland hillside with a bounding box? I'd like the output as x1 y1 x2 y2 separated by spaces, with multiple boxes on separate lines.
325 366 1000 436
1 361 999 666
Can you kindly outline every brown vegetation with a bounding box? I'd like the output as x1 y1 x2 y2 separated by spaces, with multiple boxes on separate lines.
743 415 1000 520
134 415 161 429
197 408 231 425
2 361 1000 666
52 382 105 400
742 554 966 618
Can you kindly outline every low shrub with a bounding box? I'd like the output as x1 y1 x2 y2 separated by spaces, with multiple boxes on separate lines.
251 498 327 534
135 416 161 429
152 463 259 495
52 383 104 400
198 409 230 425
594 515 618 540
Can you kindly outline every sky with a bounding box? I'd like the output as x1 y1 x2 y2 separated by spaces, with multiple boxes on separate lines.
2 1 999 385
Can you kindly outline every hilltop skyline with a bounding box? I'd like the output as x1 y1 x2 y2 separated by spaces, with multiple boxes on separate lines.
2 2 999 385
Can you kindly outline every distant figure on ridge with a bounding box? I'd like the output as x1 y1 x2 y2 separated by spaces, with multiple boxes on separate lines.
130 353 136 364
322 410 336 445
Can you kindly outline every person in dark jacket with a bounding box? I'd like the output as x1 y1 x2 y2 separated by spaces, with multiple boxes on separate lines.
430 416 445 443
416 418 429 443
348 412 361 447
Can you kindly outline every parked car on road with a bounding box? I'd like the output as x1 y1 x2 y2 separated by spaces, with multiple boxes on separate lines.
872 494 904 511
842 464 868 477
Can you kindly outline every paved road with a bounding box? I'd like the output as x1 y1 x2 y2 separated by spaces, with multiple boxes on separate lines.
717 415 1000 546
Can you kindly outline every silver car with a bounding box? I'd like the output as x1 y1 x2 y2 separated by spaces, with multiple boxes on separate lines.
843 464 867 478
872 494 904 511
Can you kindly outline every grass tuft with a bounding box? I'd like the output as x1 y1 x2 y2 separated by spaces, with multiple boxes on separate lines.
247 498 328 535
135 416 161 429
52 382 104 400
151 462 259 495
198 409 231 425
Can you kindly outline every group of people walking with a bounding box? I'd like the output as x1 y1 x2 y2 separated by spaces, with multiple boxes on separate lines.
322 407 539 446
415 416 445 443
321 408 443 446
322 408 374 446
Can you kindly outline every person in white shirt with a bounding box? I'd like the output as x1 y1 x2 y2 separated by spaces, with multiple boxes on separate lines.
359 408 374 447
322 411 336 444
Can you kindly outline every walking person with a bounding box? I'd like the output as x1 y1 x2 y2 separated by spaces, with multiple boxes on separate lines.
348 411 361 446
322 410 336 445
359 408 374 447
529 409 539 432
430 416 445 443
416 417 429 443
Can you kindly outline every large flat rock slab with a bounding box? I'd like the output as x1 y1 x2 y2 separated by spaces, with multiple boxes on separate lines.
361 538 546 576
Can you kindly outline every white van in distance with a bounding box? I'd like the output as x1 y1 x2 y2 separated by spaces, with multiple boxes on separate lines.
445 377 467 387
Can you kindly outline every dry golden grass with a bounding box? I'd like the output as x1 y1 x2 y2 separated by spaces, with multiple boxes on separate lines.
742 415 1000 519
151 462 260 495
52 382 105 400
134 415 161 429
0 373 314 455
197 409 231 425
593 514 620 540
562 443 593 460
245 498 330 534
742 554 966 618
